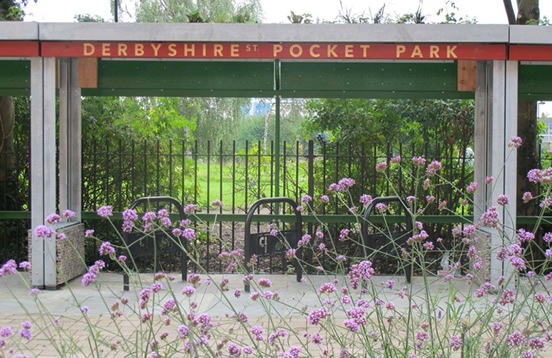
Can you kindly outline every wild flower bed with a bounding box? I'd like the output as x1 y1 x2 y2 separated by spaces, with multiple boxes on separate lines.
2 136 552 357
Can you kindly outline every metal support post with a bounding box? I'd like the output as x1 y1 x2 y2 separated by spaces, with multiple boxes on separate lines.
274 60 281 202
59 58 82 222
30 57 57 288
473 60 518 284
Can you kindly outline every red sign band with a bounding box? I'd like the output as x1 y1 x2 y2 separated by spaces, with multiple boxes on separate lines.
39 42 506 60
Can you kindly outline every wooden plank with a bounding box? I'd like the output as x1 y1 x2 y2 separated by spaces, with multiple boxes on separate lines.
78 58 97 88
457 59 477 91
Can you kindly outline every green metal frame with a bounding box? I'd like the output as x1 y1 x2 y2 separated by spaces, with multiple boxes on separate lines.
2 60 552 99
0 210 550 226
0 60 30 96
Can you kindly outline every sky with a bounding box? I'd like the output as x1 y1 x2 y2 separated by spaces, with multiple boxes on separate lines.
22 0 552 115
23 0 552 24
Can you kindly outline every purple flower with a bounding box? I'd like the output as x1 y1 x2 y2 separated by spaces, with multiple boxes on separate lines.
517 228 535 242
406 230 429 245
56 233 66 240
227 343 242 357
250 326 264 341
211 200 224 208
507 331 525 346
497 194 509 206
450 336 463 351
390 155 401 163
286 249 296 260
34 225 54 239
480 206 499 228
510 256 526 271
97 205 113 218
151 282 163 293
375 203 388 213
423 241 434 250
182 228 196 241
46 213 61 224
523 191 533 203
412 156 426 167
339 229 350 241
528 337 545 350
423 178 431 190
348 260 375 289
466 181 478 194
62 209 75 219
122 208 138 222
19 261 31 270
359 194 373 206
177 324 189 338
0 259 17 277
258 278 272 288
308 307 330 325
319 283 336 294
491 322 503 335
311 332 323 344
98 241 115 256
183 204 197 213
319 195 330 203
182 286 195 297
425 160 441 176
485 176 494 184
301 195 312 203
85 229 94 238
508 136 522 148
0 326 13 337
375 161 388 172
19 328 32 340
81 272 96 286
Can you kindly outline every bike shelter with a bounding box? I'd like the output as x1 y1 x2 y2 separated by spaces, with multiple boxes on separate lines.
1 22 551 287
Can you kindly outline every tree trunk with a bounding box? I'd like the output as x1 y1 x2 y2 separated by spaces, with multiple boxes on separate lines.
514 0 540 216
516 0 539 23
517 101 539 215
0 96 14 181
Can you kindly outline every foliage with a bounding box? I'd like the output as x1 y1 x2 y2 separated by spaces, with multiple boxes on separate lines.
136 0 261 23
0 0 35 20
304 98 474 150
83 97 195 143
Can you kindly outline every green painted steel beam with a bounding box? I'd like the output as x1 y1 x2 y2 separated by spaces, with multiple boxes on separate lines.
280 62 460 92
4 211 552 226
81 88 276 97
519 64 552 100
278 90 474 99
98 60 274 91
0 89 29 96
0 60 30 89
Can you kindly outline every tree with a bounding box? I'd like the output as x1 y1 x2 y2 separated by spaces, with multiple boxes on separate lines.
137 0 261 23
503 1 540 216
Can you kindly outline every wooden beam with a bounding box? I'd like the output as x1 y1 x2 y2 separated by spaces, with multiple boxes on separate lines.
457 60 477 92
78 58 97 88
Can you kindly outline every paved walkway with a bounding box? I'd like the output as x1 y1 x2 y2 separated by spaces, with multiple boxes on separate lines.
0 272 547 357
